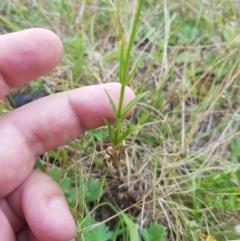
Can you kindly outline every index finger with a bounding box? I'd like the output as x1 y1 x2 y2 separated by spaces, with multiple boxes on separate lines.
0 83 135 197
0 28 63 98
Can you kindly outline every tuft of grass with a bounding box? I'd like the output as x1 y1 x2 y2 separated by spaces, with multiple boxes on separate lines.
1 0 240 240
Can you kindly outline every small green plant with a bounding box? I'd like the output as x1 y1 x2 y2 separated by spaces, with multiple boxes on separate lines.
104 0 147 169
82 216 114 241
141 222 166 241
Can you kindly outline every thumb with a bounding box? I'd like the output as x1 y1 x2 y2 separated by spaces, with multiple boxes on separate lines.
7 170 76 241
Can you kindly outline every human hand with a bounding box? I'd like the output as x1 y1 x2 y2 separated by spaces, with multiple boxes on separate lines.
0 28 135 241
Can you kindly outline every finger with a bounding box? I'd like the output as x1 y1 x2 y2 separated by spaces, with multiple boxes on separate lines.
3 83 135 154
0 208 15 241
17 225 40 241
0 28 63 98
0 198 24 233
0 83 135 197
7 170 76 241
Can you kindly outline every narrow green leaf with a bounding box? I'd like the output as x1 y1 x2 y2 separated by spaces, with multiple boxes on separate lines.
117 84 126 118
104 89 117 118
125 58 140 85
103 119 115 143
123 0 143 80
119 38 125 84
113 119 122 145
127 0 143 56
140 229 149 241
117 125 141 144
121 213 139 241
121 91 148 118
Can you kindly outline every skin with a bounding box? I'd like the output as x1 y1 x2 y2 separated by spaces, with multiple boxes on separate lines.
0 28 135 241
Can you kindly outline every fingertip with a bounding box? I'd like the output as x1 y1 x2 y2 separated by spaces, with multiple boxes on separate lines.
21 171 76 241
33 27 63 60
48 197 76 234
0 28 63 92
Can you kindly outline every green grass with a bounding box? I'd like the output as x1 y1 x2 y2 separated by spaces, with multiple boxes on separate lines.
1 0 240 240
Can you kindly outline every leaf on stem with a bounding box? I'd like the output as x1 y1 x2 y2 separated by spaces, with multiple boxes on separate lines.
125 57 140 85
119 38 125 84
120 91 148 118
104 89 118 118
117 125 141 144
103 119 115 143
123 0 143 80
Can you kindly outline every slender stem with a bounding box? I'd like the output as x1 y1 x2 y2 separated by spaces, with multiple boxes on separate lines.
109 0 143 150
117 0 142 117
122 0 143 84
114 119 121 145
117 84 126 119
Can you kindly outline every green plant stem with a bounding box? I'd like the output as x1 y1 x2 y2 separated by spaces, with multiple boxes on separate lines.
114 120 121 145
117 84 126 119
122 0 143 82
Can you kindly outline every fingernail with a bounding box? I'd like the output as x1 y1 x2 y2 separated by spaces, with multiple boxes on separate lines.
48 198 74 222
